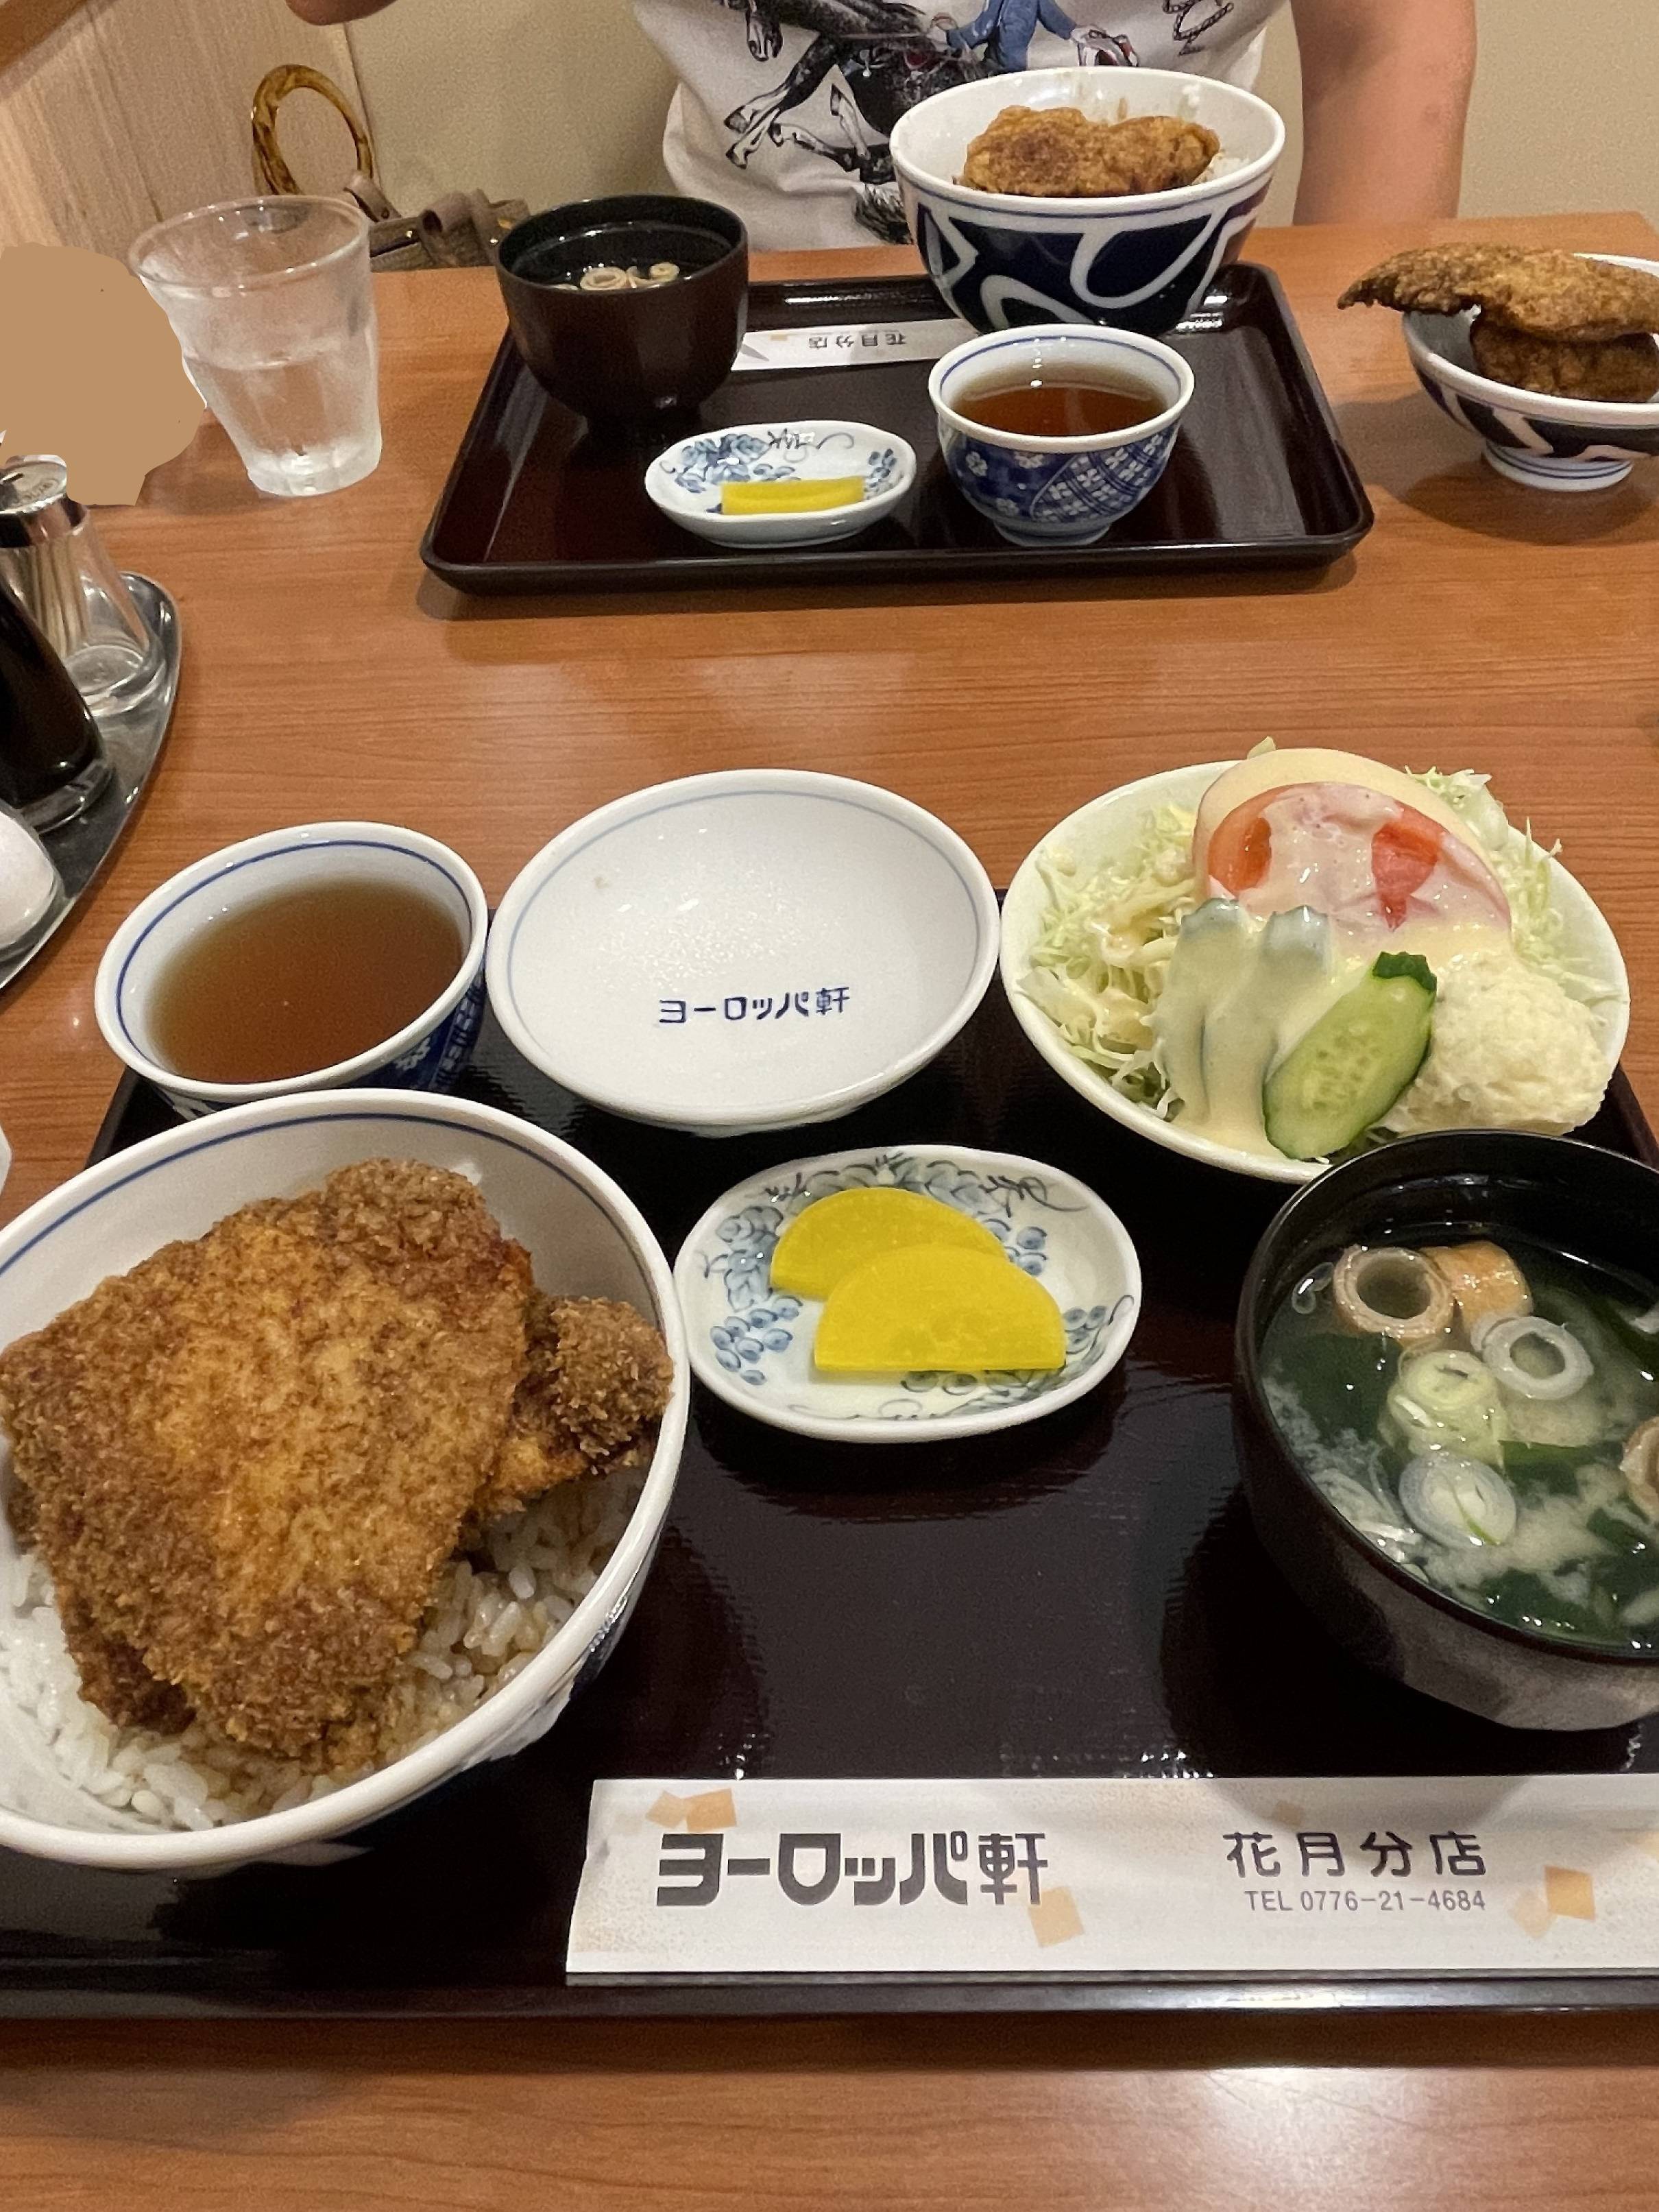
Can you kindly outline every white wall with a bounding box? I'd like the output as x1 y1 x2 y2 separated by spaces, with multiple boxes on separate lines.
350 0 1659 230
1255 0 1659 228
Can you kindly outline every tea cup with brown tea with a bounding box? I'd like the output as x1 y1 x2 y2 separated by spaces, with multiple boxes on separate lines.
928 324 1194 546
95 823 488 1117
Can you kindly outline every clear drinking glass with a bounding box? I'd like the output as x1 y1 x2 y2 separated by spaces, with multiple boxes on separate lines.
128 197 380 498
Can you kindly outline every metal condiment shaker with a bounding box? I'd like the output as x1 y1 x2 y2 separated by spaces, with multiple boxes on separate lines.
0 456 162 714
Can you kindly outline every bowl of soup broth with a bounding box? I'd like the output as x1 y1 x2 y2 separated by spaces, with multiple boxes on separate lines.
1236 1130 1659 1731
928 325 1193 546
496 193 747 421
95 822 488 1117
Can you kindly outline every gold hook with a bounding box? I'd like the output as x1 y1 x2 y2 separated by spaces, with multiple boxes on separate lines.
251 64 377 195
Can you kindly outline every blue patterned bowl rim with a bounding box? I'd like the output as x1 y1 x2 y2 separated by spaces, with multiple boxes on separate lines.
930 327 1194 453
890 64 1285 217
1403 255 1659 433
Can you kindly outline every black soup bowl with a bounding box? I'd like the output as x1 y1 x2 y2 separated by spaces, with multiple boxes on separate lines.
496 193 747 422
1235 1129 1659 1732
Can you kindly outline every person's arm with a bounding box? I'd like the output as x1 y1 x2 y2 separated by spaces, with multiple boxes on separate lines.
1288 0 1476 224
285 0 395 22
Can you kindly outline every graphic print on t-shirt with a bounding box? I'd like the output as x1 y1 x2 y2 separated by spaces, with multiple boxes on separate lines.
716 0 1152 241
712 0 1236 241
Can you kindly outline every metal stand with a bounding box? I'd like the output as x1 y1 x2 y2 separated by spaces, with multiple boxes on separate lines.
0 575 180 995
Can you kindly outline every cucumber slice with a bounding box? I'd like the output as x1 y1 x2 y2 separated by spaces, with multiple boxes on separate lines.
1263 952 1436 1161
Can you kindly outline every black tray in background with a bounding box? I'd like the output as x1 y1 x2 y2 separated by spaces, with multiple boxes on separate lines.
5 987 1659 2021
420 267 1372 594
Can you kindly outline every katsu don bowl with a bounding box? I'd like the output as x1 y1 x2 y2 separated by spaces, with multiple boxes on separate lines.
1403 254 1659 492
0 1092 688 1871
891 67 1284 335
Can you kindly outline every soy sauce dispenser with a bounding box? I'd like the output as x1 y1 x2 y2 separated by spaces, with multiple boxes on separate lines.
0 584 110 829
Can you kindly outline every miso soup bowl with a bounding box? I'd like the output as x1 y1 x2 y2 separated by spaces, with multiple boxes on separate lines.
95 822 489 1118
496 193 747 420
1235 1131 1659 1733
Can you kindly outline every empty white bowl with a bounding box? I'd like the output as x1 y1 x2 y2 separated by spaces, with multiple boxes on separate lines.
644 419 915 546
0 1089 689 1871
96 821 489 1118
487 771 999 1135
1001 760 1630 1184
1403 254 1659 492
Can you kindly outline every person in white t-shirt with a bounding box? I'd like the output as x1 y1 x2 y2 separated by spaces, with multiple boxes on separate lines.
291 0 1475 253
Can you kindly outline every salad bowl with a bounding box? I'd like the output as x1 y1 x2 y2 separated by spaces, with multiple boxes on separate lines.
1000 760 1630 1185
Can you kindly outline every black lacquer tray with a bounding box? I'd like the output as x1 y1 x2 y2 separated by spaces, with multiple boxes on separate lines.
4 989 1659 2019
420 267 1371 594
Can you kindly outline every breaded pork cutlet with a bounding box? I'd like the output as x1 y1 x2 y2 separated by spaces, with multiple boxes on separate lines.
961 107 1219 199
1468 320 1659 402
0 1159 531 1756
473 1291 674 1524
1340 245 1659 343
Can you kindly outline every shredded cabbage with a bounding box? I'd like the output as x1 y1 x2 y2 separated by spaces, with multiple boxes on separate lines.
1022 803 1196 1110
1022 759 1597 1114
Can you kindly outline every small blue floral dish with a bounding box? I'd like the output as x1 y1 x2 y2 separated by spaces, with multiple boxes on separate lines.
1403 255 1659 492
644 420 915 546
674 1143 1141 1443
891 67 1283 337
929 325 1192 546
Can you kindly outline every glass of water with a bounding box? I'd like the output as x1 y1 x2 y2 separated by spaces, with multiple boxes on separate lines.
129 197 380 498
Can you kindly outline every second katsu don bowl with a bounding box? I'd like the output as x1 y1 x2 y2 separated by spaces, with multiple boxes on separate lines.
1001 753 1629 1185
0 1091 688 1871
891 67 1284 335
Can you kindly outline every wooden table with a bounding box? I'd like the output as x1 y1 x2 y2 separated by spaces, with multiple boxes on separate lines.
5 213 1659 2209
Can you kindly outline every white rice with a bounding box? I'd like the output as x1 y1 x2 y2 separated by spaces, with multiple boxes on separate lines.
0 1464 642 1832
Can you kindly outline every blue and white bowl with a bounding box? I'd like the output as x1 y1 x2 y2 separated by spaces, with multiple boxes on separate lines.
644 419 915 546
95 822 489 1118
929 324 1192 546
0 1089 689 1870
1403 256 1659 492
891 67 1283 335
675 1143 1141 1443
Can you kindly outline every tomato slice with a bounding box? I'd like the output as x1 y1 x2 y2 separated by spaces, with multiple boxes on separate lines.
1206 795 1279 894
1371 807 1445 929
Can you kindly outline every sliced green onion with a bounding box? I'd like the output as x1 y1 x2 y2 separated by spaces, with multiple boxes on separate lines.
1399 1455 1518 1548
1478 1314 1593 1402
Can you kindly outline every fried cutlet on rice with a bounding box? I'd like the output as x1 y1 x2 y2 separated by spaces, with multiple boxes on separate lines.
0 1159 531 1756
1339 245 1659 343
1468 316 1659 401
961 107 1220 199
472 1291 674 1524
